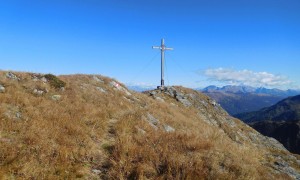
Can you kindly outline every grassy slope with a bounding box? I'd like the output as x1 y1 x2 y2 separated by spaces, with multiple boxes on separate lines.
0 71 298 179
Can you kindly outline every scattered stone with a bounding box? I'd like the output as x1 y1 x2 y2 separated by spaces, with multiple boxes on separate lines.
0 84 5 93
163 124 175 132
210 100 218 107
4 105 22 120
32 75 39 81
150 91 157 96
6 72 20 80
145 113 159 130
96 87 106 93
123 96 134 103
51 95 61 101
41 77 48 83
225 117 236 127
136 127 146 134
93 76 104 83
16 112 22 119
273 157 300 179
155 96 164 102
33 89 46 96
60 87 65 92
177 97 192 107
92 169 102 175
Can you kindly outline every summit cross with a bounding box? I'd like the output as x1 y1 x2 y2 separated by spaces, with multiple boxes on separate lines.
152 38 173 89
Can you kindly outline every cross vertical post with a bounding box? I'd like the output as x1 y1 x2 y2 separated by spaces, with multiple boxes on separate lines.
152 38 173 89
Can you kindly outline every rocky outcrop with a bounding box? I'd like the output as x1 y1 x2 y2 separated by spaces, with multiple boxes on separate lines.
146 86 300 179
6 72 20 80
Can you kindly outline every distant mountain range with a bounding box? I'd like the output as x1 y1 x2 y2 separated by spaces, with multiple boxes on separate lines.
236 95 300 154
201 85 300 115
202 85 300 97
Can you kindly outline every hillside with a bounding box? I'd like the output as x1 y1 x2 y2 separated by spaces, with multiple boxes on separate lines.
249 121 300 154
235 95 300 123
0 71 300 179
202 85 299 115
236 95 300 154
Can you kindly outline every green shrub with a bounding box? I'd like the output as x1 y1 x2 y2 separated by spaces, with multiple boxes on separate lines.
44 74 66 89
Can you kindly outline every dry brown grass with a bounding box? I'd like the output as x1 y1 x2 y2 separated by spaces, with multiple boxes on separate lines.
0 71 297 179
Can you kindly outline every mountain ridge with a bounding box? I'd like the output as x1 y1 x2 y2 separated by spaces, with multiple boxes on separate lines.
0 71 299 179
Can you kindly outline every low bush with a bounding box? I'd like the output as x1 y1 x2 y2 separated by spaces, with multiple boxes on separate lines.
44 74 66 89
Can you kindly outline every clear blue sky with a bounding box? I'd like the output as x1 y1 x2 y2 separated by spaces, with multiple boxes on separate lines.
1 0 299 89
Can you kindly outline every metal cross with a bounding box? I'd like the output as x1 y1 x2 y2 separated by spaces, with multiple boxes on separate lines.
152 38 173 89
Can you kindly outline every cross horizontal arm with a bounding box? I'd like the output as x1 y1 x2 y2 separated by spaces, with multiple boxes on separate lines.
152 46 161 49
165 48 173 50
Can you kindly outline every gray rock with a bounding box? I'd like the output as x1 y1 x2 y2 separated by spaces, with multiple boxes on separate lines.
155 96 164 102
6 72 20 80
51 95 61 101
96 87 106 93
33 89 46 96
93 76 104 83
163 124 175 132
150 91 157 96
0 84 5 93
147 113 159 126
136 127 146 134
145 113 159 130
177 98 192 107
41 77 48 83
92 169 101 175
210 100 218 107
16 112 22 119
273 157 300 179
